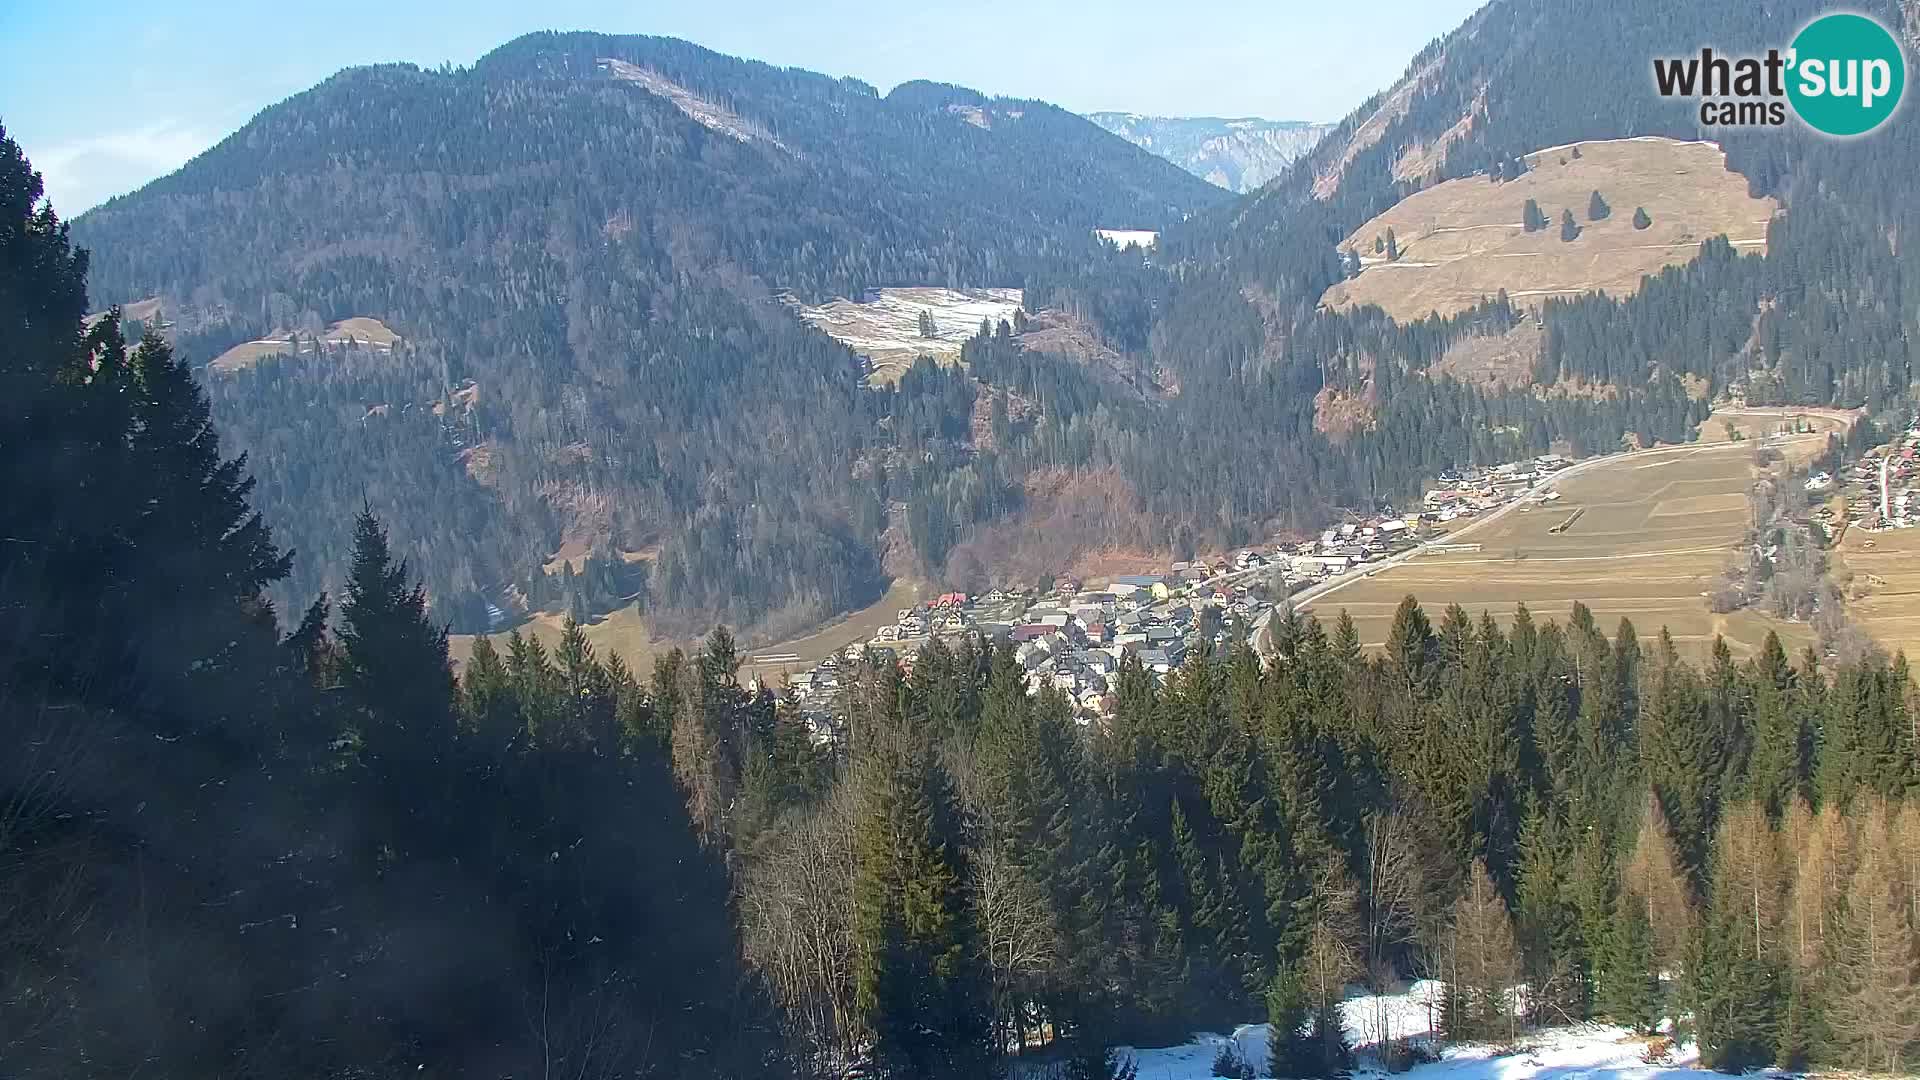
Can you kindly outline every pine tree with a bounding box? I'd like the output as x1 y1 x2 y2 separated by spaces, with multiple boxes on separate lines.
1514 806 1587 1023
1599 888 1660 1033
1745 632 1804 817
851 673 991 1079
1586 190 1610 221
338 507 456 852
1695 802 1785 1071
340 506 453 746
1638 631 1722 884
460 633 515 742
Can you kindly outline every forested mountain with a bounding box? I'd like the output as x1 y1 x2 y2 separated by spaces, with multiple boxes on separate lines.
1147 0 1920 415
69 32 1225 636
1086 113 1334 192
65 0 1920 650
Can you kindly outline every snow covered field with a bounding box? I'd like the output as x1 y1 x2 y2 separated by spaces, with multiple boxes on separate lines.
792 286 1022 385
1120 982 1728 1080
1096 229 1158 249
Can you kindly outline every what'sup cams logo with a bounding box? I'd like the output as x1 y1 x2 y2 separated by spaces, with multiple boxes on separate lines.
1653 12 1907 136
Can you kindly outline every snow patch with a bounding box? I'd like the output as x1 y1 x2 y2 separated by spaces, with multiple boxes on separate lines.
1096 229 1158 250
949 103 992 129
597 58 785 149
1119 982 1737 1080
791 286 1022 385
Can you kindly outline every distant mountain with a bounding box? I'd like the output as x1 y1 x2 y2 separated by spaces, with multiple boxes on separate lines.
70 32 1226 637
1086 113 1333 192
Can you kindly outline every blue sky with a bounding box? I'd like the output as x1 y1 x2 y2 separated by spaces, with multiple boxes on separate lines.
1 0 1483 215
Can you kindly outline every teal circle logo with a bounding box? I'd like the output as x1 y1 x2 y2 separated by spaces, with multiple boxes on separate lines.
1787 13 1906 136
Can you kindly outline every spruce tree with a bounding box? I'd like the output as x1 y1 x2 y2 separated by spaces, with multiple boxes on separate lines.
338 507 456 852
852 664 990 1079
1632 206 1652 230
1745 632 1804 817
1559 209 1579 242
1695 802 1785 1071
1586 190 1610 221
1522 198 1547 232
1599 889 1660 1033
340 507 453 741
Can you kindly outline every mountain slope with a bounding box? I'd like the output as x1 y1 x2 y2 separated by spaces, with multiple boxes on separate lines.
70 32 1228 636
1086 113 1333 192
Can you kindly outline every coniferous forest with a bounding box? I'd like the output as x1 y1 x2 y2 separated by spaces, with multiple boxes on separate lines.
13 113 1920 1074
14 0 1920 1074
60 1 1919 642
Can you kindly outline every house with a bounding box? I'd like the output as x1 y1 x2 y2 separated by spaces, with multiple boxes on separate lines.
1078 650 1117 675
1011 624 1052 642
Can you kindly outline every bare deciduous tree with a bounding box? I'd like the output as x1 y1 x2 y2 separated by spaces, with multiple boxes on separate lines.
970 840 1058 1052
1358 803 1442 1070
1442 859 1522 1046
1622 792 1695 978
738 782 860 1065
1827 803 1920 1074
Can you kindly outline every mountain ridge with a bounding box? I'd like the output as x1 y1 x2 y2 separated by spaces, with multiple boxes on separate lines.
70 30 1227 636
1087 111 1334 192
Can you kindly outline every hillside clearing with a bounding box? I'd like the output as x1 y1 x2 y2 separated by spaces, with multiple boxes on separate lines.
449 603 664 674
1320 138 1778 321
793 287 1021 385
208 316 401 373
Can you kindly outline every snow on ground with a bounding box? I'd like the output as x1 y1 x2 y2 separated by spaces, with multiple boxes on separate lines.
1097 229 1158 249
792 286 1022 385
1121 981 1736 1080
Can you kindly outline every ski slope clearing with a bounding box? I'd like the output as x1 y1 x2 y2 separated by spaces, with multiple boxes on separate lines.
597 57 784 148
1122 982 1728 1080
793 286 1023 385
1320 138 1777 321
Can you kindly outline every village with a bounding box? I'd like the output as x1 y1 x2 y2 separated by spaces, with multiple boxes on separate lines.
1813 413 1920 539
766 454 1579 741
